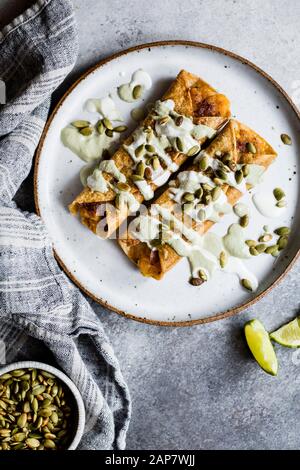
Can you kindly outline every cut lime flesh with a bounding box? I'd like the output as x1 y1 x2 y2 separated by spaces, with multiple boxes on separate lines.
244 319 278 376
270 318 300 348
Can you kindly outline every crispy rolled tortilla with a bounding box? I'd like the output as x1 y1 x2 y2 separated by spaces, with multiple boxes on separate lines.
69 70 230 238
118 119 277 279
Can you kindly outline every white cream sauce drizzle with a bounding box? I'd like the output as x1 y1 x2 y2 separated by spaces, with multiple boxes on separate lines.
80 162 98 187
118 69 152 102
154 100 216 152
61 126 113 163
123 99 215 200
85 159 140 214
130 205 258 290
84 96 123 121
252 191 287 218
87 159 126 193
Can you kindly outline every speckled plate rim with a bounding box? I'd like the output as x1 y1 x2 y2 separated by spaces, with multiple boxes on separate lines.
34 40 300 327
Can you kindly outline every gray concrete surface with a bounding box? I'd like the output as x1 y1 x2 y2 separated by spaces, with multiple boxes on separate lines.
1 0 300 450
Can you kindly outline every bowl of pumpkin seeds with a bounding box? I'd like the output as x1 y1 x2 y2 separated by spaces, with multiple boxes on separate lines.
0 361 85 450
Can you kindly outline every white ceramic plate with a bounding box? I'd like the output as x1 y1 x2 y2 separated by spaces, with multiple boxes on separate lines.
35 41 300 326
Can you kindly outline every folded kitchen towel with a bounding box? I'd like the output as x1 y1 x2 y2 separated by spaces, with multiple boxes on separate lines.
0 0 131 450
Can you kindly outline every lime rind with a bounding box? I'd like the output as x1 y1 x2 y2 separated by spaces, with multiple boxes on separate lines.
244 319 278 376
270 318 300 348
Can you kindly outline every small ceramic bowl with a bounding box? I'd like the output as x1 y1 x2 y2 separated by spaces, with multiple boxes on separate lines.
0 361 85 450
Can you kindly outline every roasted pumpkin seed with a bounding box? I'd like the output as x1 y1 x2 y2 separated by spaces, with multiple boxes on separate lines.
240 215 249 228
71 120 90 129
132 85 142 100
245 240 257 247
176 137 184 152
235 169 243 184
241 278 253 291
79 127 93 136
113 125 127 133
187 145 199 157
219 251 228 268
274 226 290 236
199 156 209 171
246 142 256 154
273 187 285 201
276 200 286 208
281 133 292 145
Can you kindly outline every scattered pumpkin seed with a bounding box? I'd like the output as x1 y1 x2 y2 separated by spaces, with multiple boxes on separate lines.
239 215 249 228
281 133 292 145
271 249 280 257
245 240 257 247
79 126 93 136
199 156 209 171
113 125 127 133
213 177 224 186
131 174 144 181
259 234 272 243
195 187 203 200
189 277 203 286
273 187 285 201
132 85 142 100
145 144 155 153
183 192 195 202
96 120 104 134
242 164 249 177
203 194 212 205
222 152 231 163
183 202 194 212
256 244 267 253
105 129 113 138
274 226 290 236
278 236 288 250
135 144 145 158
246 142 257 154
176 137 184 152
175 116 183 126
241 278 253 291
144 167 152 180
103 118 113 130
202 183 213 192
235 169 243 184
187 145 200 157
216 169 227 181
152 156 160 170
249 246 259 256
158 116 170 125
211 186 221 201
276 200 287 208
265 245 279 255
71 120 90 129
199 270 208 282
136 161 145 177
219 251 228 268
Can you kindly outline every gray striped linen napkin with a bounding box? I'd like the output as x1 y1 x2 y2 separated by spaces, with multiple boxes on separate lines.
0 0 131 450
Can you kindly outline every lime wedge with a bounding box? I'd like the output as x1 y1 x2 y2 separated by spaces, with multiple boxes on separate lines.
270 318 300 348
244 319 278 376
